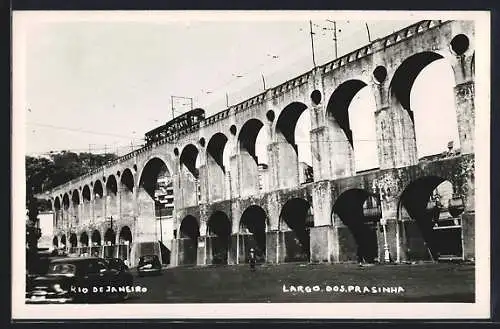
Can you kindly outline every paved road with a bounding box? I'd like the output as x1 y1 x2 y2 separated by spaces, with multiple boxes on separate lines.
123 262 475 303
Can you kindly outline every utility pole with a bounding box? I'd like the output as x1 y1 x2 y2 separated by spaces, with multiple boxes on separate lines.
88 144 93 170
365 22 372 42
261 73 266 90
326 19 338 59
171 95 175 120
226 92 229 107
309 20 317 68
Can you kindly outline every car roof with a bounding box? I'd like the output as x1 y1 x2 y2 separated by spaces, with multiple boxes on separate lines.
50 257 103 263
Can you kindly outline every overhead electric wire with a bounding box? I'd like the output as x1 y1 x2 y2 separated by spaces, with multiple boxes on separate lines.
26 122 138 140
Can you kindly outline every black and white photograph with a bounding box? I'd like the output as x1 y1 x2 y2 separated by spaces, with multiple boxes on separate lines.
12 10 490 319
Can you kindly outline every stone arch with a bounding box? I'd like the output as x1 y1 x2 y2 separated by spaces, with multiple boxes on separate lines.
54 197 61 210
71 189 80 206
106 174 118 196
120 168 134 192
180 144 200 178
137 153 173 182
139 157 172 198
407 52 460 158
93 180 104 199
179 215 199 265
91 230 101 246
69 233 78 248
398 176 463 261
80 231 89 247
207 211 231 265
62 193 70 210
82 185 91 201
104 228 116 245
238 118 264 163
332 189 380 263
180 215 200 240
52 236 58 248
275 102 308 153
119 226 132 243
326 80 368 147
279 198 313 262
207 132 229 172
239 205 268 259
389 51 445 122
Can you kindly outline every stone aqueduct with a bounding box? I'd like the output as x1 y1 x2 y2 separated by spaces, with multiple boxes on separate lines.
40 20 476 267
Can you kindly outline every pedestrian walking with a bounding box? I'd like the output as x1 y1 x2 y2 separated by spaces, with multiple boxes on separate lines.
249 248 256 271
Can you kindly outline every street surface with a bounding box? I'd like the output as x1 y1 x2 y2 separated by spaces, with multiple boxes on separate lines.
123 262 475 303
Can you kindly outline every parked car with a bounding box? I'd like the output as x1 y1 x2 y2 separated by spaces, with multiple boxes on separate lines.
26 255 66 293
137 254 162 277
26 257 133 304
104 258 133 286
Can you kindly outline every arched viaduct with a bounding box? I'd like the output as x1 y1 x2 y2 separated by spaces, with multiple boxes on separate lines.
39 20 476 267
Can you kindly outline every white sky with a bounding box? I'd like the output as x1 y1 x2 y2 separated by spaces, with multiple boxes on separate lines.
16 12 460 171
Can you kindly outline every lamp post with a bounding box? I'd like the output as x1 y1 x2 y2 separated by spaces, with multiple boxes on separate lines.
380 217 391 263
107 215 114 244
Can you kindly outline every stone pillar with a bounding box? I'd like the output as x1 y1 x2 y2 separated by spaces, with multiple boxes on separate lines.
205 158 226 202
265 231 280 264
372 81 418 170
449 37 475 155
309 226 335 263
135 186 155 243
237 233 244 264
230 153 259 198
453 81 474 154
228 233 238 265
310 180 337 263
90 193 95 226
267 141 299 190
179 167 198 208
197 221 208 266
170 239 179 267
197 236 207 266
460 157 475 261
198 164 209 205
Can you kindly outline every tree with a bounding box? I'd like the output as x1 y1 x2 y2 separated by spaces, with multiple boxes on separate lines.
25 151 118 211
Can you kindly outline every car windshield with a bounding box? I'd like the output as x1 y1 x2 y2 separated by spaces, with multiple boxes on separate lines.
140 255 157 263
47 263 77 275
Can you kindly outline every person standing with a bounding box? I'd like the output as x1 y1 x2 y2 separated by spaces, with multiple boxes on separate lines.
249 248 256 271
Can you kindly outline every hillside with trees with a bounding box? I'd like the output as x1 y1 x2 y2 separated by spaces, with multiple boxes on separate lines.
26 151 118 213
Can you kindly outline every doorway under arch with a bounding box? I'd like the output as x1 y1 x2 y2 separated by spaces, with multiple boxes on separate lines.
207 211 231 265
279 198 313 262
332 189 380 263
179 215 199 265
398 177 464 261
239 205 268 262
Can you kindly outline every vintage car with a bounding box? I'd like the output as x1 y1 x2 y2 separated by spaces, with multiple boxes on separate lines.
26 255 66 293
104 258 133 286
137 254 162 277
26 257 133 304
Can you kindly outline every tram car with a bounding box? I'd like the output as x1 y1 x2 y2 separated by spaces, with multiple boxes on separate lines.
145 108 205 145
